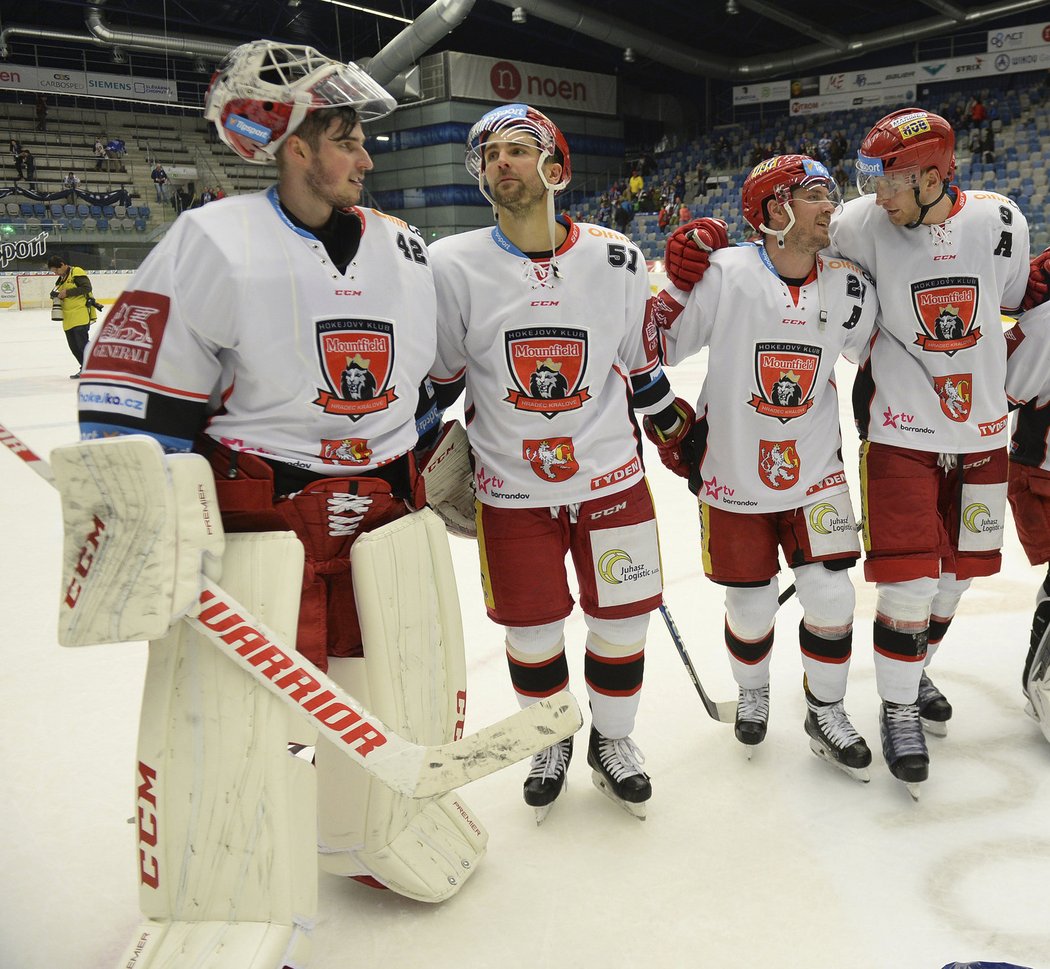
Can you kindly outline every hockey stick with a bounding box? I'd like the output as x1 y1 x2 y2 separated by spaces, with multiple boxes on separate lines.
658 604 737 723
0 421 582 799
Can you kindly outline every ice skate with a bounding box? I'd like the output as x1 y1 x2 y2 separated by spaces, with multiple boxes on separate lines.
522 736 573 824
804 689 872 783
586 727 651 820
735 684 769 758
879 701 928 800
916 671 952 737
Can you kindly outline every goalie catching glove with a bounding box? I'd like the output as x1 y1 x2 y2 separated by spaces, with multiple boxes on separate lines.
664 217 729 293
1021 246 1050 311
642 398 705 493
418 420 477 539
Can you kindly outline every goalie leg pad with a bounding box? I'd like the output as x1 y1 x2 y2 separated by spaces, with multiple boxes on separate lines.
316 509 488 902
52 435 225 646
128 530 317 968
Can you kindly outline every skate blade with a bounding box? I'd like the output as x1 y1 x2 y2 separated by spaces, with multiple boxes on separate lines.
533 804 554 825
1024 700 1037 721
904 782 922 801
807 738 870 783
920 717 948 738
590 771 647 820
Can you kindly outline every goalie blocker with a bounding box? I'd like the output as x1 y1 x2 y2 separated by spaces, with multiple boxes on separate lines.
47 436 541 967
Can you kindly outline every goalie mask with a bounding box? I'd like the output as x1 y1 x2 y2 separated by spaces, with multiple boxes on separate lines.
465 103 572 208
855 108 955 225
741 154 839 248
204 40 397 164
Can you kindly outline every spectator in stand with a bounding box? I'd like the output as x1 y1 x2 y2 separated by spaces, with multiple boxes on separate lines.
35 94 48 132
20 148 36 191
628 169 644 200
818 131 832 164
212 185 226 201
970 96 987 127
199 186 214 205
597 193 611 227
94 136 107 172
832 163 848 198
695 161 707 197
62 171 81 204
614 194 634 234
658 202 671 233
981 126 996 164
677 197 691 225
151 163 169 203
10 138 24 180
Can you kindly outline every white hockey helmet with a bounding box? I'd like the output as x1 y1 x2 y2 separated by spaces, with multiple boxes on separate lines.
204 40 397 164
465 103 571 205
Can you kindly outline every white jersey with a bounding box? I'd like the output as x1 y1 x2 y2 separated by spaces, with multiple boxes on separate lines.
660 244 878 513
1005 303 1050 471
828 189 1029 453
429 220 673 508
79 188 436 474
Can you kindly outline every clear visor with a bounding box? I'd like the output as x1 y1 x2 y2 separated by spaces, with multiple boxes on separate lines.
788 177 841 209
307 64 396 122
466 122 547 179
855 153 921 197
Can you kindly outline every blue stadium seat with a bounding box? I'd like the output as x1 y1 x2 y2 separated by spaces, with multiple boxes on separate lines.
139 205 152 219
76 204 89 217
70 217 84 231
102 205 115 218
134 218 147 232
63 203 76 217
32 202 46 217
89 205 103 218
19 202 33 217
95 218 109 232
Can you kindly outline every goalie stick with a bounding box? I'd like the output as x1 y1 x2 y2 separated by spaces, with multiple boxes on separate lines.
0 421 582 799
658 604 737 723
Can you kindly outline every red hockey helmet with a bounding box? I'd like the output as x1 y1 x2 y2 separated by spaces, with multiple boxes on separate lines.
465 103 572 199
855 108 956 195
741 154 838 235
204 40 396 164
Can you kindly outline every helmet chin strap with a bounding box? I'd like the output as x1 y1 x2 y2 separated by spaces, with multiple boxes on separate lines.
905 181 951 229
760 202 796 249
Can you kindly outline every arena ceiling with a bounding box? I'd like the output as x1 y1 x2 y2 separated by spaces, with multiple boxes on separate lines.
3 0 1049 96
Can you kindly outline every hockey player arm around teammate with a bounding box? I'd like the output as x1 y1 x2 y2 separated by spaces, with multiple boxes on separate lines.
645 155 879 781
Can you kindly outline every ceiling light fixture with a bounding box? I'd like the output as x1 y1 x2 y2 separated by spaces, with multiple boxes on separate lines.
726 0 739 13
511 7 527 23
623 47 636 63
317 0 412 24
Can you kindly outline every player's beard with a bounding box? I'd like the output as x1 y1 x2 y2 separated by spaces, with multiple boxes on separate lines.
491 174 548 218
305 155 363 212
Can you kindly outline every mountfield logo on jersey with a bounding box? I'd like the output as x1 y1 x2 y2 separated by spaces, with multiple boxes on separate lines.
750 343 821 422
504 327 590 419
313 319 397 421
911 277 980 355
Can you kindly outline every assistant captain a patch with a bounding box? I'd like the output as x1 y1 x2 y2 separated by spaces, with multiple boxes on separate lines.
504 326 590 420
313 319 398 421
911 277 980 356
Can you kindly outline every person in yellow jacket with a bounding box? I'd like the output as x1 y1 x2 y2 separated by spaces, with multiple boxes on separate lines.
48 254 98 379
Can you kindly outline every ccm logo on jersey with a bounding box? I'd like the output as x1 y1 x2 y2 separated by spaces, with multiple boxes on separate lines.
530 300 559 306
196 589 388 755
334 289 363 296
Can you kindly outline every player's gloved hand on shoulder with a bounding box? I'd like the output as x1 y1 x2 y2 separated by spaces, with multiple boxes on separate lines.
1021 246 1050 311
643 398 701 484
664 218 729 292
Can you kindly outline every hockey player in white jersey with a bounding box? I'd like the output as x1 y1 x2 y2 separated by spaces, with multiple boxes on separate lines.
646 155 878 782
827 107 1029 795
71 39 505 963
428 103 683 820
1005 304 1050 743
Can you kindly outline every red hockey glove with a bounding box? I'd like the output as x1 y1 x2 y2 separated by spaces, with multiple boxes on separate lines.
664 218 729 292
1021 246 1050 311
642 399 698 480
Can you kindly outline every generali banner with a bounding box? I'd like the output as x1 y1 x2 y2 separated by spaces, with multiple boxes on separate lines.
447 52 617 115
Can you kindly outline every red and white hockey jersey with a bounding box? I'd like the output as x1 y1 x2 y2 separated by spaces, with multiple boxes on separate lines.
429 219 673 508
659 243 878 513
828 190 1029 453
79 188 436 474
1006 302 1050 471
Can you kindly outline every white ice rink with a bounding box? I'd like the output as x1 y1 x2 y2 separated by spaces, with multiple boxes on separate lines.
1 305 1048 969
